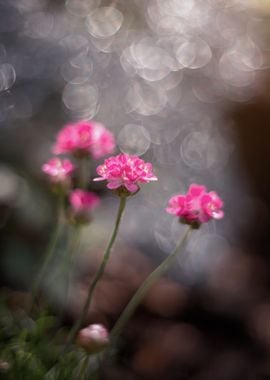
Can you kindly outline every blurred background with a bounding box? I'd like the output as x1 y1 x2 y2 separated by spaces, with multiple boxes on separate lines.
1 0 270 379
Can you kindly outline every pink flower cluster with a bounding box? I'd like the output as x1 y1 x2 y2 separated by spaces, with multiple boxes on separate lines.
42 157 74 183
52 120 115 159
94 153 158 193
166 184 224 225
69 189 100 214
42 119 224 229
42 119 115 219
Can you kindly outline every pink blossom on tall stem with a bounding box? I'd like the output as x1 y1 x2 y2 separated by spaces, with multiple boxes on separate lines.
77 324 109 353
166 184 224 226
69 189 100 214
52 120 115 158
42 157 74 183
93 153 158 194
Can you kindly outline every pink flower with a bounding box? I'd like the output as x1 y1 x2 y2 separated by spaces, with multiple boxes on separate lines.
90 122 116 159
77 324 109 353
166 184 224 225
52 120 115 158
93 153 158 193
42 157 74 182
69 189 100 214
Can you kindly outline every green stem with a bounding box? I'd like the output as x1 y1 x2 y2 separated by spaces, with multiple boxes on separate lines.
79 157 90 189
28 193 64 313
62 225 81 315
65 196 127 349
77 354 89 380
109 225 192 347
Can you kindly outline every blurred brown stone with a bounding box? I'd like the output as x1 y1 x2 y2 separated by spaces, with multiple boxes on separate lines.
142 278 189 317
132 321 205 377
205 250 267 314
249 301 270 348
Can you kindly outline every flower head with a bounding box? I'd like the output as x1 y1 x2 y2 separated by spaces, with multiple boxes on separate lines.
90 122 116 159
42 157 74 183
77 324 109 354
69 189 100 214
166 184 224 226
93 153 158 194
52 120 115 158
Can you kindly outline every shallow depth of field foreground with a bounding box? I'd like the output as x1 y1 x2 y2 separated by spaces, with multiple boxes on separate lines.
1 1 270 379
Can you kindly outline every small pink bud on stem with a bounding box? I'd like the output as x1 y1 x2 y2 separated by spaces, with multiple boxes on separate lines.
77 324 110 354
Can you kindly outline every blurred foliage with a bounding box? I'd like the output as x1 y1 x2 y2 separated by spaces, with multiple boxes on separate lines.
0 297 86 380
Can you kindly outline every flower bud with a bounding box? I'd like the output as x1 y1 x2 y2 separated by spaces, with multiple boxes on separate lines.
77 324 109 354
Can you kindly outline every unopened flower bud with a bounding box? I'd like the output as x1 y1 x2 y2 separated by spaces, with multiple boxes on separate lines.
77 324 109 354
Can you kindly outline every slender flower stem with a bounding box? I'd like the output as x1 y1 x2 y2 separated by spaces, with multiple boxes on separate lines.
109 225 192 347
65 196 127 349
62 225 81 314
28 193 64 313
79 157 90 189
77 354 89 380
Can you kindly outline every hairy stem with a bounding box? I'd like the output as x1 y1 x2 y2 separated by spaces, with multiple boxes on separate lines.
65 196 127 349
110 225 192 346
28 193 64 313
